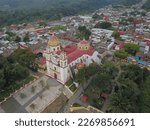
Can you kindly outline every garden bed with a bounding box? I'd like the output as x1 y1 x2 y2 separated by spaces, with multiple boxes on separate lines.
69 84 77 92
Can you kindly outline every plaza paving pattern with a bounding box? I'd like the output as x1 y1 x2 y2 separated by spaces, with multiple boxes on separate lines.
0 76 63 113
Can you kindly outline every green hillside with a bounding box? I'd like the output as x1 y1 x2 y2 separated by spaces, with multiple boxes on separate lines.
142 0 150 10
0 0 142 26
0 0 142 10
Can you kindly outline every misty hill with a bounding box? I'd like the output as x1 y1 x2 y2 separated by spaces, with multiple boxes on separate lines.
142 0 150 10
0 0 142 10
0 0 142 26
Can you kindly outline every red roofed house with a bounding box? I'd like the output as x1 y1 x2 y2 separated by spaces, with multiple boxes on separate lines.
112 40 124 50
144 38 150 43
19 43 32 52
100 92 109 99
117 30 125 35
36 57 46 70
44 35 101 84
36 28 45 33
80 95 88 102
103 16 109 22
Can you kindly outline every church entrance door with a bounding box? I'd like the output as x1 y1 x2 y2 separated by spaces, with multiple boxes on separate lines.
54 73 57 79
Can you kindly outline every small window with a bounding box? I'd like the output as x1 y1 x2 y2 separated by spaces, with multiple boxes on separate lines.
53 48 55 51
54 67 56 70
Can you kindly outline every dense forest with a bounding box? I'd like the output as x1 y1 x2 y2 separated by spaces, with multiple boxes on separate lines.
0 0 142 27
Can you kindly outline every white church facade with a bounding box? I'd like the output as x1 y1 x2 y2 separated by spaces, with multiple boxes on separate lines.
44 34 101 84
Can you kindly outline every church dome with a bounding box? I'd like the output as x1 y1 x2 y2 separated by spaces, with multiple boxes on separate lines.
48 35 60 46
78 39 90 51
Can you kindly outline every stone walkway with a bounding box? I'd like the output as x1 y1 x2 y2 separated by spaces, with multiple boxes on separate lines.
0 106 6 113
61 77 93 113
1 97 27 113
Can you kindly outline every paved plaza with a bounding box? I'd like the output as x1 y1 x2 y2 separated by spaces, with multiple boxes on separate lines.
0 76 64 113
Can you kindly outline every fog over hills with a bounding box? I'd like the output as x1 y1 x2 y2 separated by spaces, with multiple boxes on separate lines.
0 0 143 26
142 0 150 10
0 0 142 10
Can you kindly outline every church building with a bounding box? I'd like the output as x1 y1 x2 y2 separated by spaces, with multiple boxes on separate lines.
44 34 101 84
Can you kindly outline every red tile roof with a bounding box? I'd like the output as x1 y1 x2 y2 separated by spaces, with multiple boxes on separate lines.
36 28 45 33
54 38 95 64
113 40 124 49
56 44 95 64
117 30 125 35
33 49 45 54
100 93 109 99
144 38 150 43
103 16 109 21
76 62 85 69
80 39 89 45
38 57 46 65
19 44 32 52
63 45 77 54
65 45 95 64
81 95 88 102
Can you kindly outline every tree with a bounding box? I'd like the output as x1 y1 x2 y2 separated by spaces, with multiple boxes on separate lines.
119 18 129 25
75 67 86 85
8 48 36 67
140 12 146 16
114 50 128 59
127 17 134 23
5 31 15 37
0 78 6 89
124 43 140 55
0 70 6 89
11 64 29 81
94 22 112 29
0 55 8 69
121 64 146 86
112 31 121 40
23 34 30 42
50 25 66 31
91 73 112 93
15 36 21 42
85 63 100 80
140 76 150 112
110 79 140 113
110 93 133 113
92 13 101 20
76 26 91 40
